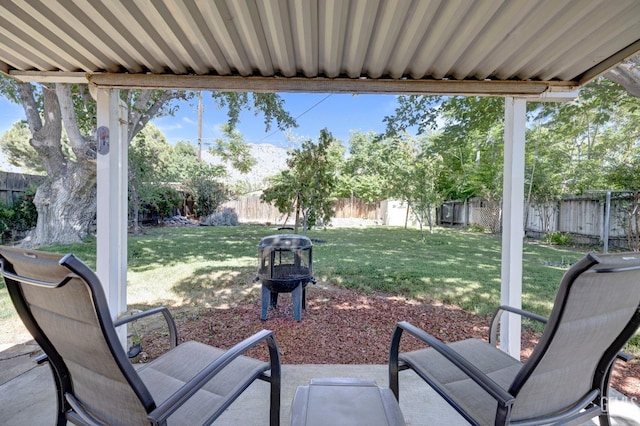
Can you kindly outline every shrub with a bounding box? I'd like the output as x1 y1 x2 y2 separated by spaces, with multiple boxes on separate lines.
466 223 486 233
0 203 15 234
543 231 573 246
0 186 38 242
12 185 38 230
151 185 182 219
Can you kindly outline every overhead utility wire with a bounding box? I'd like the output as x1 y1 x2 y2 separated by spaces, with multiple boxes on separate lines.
256 93 333 143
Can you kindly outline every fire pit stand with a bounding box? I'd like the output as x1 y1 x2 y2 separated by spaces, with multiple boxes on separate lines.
255 234 315 321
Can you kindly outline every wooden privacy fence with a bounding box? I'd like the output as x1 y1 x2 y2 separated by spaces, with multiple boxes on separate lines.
0 171 43 206
439 193 637 249
222 195 383 224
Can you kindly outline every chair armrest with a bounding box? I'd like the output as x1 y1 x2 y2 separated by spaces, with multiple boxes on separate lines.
114 307 178 349
389 321 515 407
489 305 548 345
148 329 280 424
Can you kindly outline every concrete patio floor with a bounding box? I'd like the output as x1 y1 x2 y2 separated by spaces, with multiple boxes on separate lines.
2 341 639 425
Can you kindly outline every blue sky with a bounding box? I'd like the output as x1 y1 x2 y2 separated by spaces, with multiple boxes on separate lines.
0 97 27 133
0 92 401 150
153 92 400 149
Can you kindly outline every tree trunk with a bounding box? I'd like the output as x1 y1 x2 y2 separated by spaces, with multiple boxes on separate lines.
294 193 301 234
605 57 640 98
22 162 96 247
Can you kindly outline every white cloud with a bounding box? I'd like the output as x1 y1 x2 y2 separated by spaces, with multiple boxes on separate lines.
158 123 183 132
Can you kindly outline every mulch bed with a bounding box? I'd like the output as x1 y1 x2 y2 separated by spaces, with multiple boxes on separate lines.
140 286 639 400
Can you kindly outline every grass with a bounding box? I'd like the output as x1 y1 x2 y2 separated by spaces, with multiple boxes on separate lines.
2 225 581 315
3 225 636 352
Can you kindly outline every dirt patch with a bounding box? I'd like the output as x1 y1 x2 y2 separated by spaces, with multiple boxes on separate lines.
139 285 640 400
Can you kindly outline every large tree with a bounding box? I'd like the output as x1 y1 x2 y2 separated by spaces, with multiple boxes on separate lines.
384 133 444 236
605 54 640 98
128 123 179 233
0 76 296 247
385 96 505 203
261 128 343 233
337 131 390 203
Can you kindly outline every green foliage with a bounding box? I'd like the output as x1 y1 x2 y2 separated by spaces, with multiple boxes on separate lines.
0 185 38 240
210 92 297 132
0 79 297 246
0 121 40 172
338 131 390 202
466 223 487 233
383 95 443 135
261 128 342 231
183 161 229 218
128 124 180 227
543 231 573 246
384 96 506 202
527 78 640 198
383 79 640 206
208 123 256 174
0 120 74 174
385 133 445 236
151 186 182 218
0 74 25 104
129 128 234 222
14 185 38 230
0 203 14 234
627 333 640 355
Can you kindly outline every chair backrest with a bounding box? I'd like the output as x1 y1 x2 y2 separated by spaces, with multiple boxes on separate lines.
0 246 155 424
508 252 640 422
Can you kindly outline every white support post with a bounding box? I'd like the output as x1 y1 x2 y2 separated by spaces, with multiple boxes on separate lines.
500 97 527 358
96 88 128 348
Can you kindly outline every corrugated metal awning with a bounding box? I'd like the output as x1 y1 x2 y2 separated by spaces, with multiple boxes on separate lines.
1 0 640 95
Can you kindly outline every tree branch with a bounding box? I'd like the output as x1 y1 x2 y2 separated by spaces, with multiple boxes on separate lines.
604 54 640 98
18 83 66 175
128 90 186 143
17 83 43 134
56 83 94 161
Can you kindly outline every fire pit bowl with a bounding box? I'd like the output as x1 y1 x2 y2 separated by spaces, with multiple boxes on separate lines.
256 234 315 321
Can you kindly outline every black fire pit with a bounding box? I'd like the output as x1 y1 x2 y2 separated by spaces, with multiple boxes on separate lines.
256 234 315 321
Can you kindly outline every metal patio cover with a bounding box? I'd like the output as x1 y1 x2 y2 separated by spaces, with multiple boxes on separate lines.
2 0 640 95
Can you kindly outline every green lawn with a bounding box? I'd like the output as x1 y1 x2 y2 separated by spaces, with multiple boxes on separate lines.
2 225 584 318
4 225 639 352
2 224 638 362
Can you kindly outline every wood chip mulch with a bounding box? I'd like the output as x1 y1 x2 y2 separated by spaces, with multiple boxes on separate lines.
139 286 639 400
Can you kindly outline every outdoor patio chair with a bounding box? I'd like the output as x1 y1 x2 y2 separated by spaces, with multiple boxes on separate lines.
389 251 640 426
0 246 281 426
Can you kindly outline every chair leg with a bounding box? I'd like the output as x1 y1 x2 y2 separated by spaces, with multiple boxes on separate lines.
266 333 281 426
389 326 403 400
49 365 68 426
270 377 281 426
598 413 612 426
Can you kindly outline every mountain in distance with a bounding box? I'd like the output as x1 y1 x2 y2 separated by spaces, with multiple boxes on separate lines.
203 143 289 192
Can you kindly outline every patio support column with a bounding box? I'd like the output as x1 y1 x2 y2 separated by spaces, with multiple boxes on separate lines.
96 88 128 348
501 97 526 358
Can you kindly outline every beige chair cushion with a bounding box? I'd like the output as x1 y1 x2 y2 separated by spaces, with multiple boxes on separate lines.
138 341 269 424
400 339 521 425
